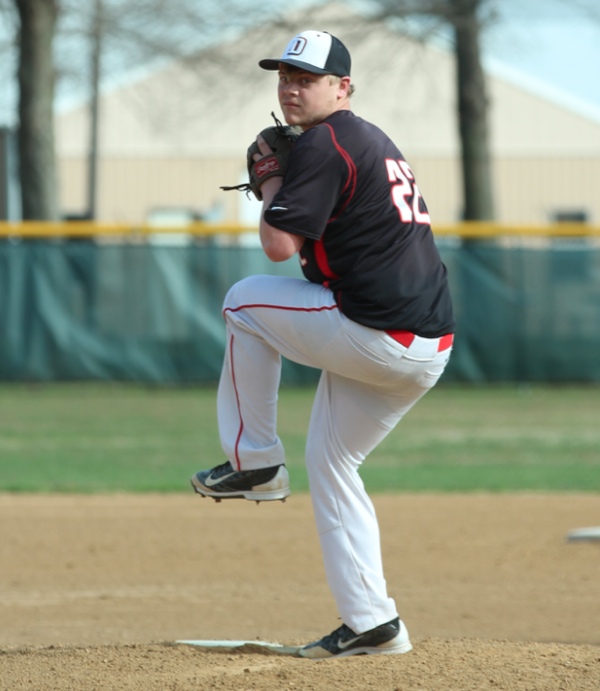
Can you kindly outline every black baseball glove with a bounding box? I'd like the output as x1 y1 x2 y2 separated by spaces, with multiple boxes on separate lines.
221 113 302 201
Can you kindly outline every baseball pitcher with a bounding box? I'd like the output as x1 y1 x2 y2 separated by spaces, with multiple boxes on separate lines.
191 30 454 659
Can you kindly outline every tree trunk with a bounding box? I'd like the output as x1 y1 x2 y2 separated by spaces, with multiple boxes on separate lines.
452 0 495 220
15 0 59 220
86 0 103 221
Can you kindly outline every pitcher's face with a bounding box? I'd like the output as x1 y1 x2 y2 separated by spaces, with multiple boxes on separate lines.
277 66 350 130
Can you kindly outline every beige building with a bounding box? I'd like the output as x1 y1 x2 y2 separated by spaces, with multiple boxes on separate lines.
55 2 600 226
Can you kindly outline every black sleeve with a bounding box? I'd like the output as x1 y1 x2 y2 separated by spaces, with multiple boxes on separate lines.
264 126 349 240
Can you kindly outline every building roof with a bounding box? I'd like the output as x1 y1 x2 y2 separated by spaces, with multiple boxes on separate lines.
55 2 600 160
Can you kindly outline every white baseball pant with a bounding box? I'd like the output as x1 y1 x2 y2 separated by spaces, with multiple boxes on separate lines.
217 274 452 634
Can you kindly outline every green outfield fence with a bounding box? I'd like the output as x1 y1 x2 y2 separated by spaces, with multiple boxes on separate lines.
1 222 599 383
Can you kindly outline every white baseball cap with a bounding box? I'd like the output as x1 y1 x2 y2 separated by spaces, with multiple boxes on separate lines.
259 30 351 77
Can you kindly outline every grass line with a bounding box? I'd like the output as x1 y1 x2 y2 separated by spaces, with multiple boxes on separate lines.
0 383 599 493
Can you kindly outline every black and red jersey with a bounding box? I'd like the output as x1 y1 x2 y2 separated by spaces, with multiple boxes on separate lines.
264 110 454 337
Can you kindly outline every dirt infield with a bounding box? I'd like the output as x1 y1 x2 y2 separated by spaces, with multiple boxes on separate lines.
1 493 599 690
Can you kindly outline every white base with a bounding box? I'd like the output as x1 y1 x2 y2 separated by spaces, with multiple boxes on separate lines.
566 526 600 542
176 639 300 655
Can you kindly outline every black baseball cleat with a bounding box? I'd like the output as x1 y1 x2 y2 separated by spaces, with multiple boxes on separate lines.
298 617 412 659
190 460 290 503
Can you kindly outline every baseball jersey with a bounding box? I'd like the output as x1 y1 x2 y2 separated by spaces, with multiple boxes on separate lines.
264 110 454 338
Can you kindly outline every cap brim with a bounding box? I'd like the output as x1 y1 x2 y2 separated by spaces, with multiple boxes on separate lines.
258 57 333 75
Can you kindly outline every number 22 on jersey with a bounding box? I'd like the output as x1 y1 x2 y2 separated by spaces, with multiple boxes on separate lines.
385 159 431 226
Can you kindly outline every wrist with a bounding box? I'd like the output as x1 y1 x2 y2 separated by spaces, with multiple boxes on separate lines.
260 176 283 204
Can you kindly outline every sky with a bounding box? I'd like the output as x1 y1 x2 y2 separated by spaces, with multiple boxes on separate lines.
482 0 600 119
0 0 599 125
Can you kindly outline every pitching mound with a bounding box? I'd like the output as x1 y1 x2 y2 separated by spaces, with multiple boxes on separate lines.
1 493 599 690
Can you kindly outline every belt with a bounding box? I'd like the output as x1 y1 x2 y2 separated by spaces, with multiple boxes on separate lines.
385 330 454 352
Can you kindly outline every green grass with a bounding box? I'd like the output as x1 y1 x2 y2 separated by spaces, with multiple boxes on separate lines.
0 383 599 493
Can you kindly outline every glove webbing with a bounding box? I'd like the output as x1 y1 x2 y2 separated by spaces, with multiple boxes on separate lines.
220 112 297 197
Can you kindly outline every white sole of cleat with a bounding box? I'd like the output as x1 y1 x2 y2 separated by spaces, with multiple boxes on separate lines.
190 477 290 503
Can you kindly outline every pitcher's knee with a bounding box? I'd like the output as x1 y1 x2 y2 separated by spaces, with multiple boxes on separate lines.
223 275 274 315
222 277 263 318
223 278 245 313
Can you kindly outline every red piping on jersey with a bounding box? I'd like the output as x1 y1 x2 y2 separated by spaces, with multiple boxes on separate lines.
314 239 339 284
310 124 356 289
323 123 357 222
